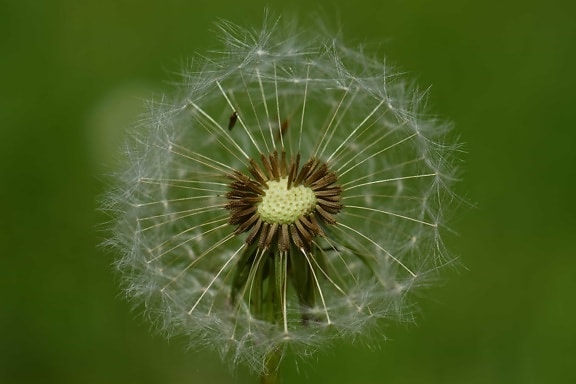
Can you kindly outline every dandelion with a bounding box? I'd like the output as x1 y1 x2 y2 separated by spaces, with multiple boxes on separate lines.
104 13 459 382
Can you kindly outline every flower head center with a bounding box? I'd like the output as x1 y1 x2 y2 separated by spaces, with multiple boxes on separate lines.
226 150 342 252
258 178 316 225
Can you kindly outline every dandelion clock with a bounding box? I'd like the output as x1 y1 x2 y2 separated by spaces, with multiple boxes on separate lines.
104 13 460 383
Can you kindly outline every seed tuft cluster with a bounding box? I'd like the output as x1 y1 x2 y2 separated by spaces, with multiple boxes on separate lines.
104 13 459 375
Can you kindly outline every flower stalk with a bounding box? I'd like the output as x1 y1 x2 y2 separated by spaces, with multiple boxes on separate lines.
261 347 282 384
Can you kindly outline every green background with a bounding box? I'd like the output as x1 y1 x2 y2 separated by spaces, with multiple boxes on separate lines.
1 0 574 383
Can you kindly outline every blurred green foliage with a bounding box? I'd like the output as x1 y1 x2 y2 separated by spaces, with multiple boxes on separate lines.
1 0 575 383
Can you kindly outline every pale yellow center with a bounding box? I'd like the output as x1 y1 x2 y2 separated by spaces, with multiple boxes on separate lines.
258 178 317 224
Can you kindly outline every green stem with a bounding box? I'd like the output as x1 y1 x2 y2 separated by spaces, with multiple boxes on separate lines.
258 252 285 384
259 347 282 384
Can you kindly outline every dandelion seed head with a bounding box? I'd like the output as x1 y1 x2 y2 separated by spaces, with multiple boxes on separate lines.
103 12 460 374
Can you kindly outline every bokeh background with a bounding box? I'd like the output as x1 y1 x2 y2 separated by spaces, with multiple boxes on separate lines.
1 0 574 383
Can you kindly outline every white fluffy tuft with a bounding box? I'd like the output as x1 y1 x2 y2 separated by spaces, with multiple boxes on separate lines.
103 12 461 374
